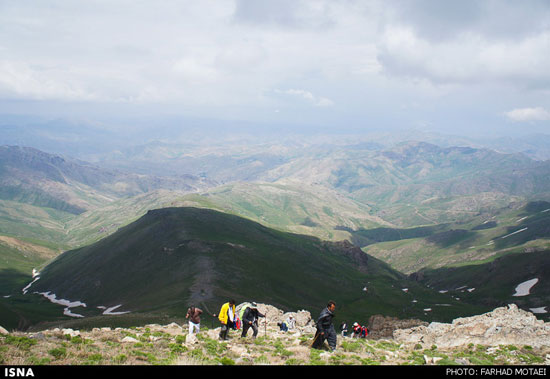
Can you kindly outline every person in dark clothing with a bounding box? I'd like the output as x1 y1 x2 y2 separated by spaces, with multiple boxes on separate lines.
340 321 348 337
311 300 337 351
241 303 265 338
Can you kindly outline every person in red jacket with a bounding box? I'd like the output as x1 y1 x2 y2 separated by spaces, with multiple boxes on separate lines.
352 322 362 338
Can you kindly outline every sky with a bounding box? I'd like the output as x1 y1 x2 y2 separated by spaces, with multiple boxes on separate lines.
1 0 550 138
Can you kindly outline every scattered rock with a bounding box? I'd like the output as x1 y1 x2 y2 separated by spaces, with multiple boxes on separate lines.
0 326 9 334
424 355 443 365
185 333 199 345
3 303 548 366
61 328 79 337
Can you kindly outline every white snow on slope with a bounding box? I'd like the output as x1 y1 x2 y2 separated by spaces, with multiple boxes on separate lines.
513 278 539 297
37 291 87 318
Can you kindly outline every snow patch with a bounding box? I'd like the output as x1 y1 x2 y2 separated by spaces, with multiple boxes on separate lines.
529 306 547 314
501 227 528 239
512 278 539 297
22 277 40 294
37 291 87 318
100 304 130 316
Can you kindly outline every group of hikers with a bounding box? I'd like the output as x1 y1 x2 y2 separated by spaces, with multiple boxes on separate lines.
339 321 369 339
185 299 356 352
185 300 267 340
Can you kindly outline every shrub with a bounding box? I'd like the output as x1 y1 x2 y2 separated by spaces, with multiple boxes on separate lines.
48 347 67 360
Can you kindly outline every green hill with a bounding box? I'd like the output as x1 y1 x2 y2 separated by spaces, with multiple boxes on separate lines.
8 207 488 330
417 249 550 322
361 201 550 273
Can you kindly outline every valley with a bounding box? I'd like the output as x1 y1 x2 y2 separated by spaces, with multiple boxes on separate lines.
1 137 550 332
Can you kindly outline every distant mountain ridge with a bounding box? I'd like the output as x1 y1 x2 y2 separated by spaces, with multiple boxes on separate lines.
0 145 213 214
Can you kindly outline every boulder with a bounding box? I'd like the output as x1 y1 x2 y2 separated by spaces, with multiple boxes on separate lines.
367 314 427 339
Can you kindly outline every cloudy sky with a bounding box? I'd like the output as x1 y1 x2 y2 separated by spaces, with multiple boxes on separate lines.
1 0 550 137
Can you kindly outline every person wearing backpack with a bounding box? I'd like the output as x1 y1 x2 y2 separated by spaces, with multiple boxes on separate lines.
352 322 362 338
241 302 265 338
218 299 236 341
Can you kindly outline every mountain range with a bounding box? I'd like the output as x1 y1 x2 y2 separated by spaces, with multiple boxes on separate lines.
1 136 549 330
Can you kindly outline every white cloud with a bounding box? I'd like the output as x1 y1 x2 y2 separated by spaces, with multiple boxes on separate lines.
379 25 550 87
504 107 550 122
0 0 549 134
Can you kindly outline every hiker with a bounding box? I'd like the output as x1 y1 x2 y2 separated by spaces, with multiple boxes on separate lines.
352 322 361 338
185 306 203 335
311 300 337 351
241 302 265 338
361 325 369 338
218 299 236 341
287 315 296 330
340 321 348 337
277 321 288 332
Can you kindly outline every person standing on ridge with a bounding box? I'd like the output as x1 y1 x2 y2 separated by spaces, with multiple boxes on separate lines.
185 305 203 335
241 302 265 339
218 299 236 341
311 300 337 351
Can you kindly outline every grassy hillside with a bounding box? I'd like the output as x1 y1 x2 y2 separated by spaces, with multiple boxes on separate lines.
418 250 550 322
361 201 550 273
172 181 390 241
4 207 489 331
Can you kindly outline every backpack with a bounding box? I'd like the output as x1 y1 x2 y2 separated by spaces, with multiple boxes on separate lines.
238 302 251 321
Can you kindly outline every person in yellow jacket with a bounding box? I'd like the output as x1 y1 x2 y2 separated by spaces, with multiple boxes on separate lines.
218 299 236 340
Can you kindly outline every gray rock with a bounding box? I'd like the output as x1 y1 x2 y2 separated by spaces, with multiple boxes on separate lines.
394 304 550 348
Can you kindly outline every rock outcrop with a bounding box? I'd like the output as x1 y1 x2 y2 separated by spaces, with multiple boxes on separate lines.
368 314 428 339
393 304 550 348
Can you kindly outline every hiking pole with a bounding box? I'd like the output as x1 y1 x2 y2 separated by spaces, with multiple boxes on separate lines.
310 331 321 348
200 302 216 329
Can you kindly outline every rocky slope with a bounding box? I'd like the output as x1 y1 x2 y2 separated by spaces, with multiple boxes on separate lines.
1 303 549 366
394 304 550 349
